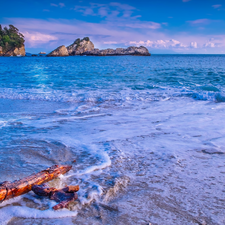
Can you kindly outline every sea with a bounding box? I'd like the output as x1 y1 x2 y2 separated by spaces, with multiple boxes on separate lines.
0 55 225 225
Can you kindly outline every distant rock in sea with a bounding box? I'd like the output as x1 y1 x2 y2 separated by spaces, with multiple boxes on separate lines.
47 37 151 56
83 46 151 56
26 52 47 57
48 45 69 57
38 52 46 57
25 52 32 57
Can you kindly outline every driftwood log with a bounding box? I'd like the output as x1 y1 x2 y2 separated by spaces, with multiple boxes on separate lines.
0 165 72 203
32 183 79 210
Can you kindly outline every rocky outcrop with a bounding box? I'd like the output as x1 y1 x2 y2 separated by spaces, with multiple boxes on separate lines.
0 45 25 56
12 46 26 56
47 37 151 57
67 37 94 55
47 37 94 57
83 46 151 56
47 45 69 57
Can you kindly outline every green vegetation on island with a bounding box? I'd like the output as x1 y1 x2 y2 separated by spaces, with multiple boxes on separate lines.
0 25 25 52
68 37 90 48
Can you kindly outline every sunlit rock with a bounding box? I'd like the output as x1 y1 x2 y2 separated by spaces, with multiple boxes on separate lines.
47 45 69 57
67 37 94 55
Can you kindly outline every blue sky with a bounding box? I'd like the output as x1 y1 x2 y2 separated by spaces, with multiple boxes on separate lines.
1 0 225 53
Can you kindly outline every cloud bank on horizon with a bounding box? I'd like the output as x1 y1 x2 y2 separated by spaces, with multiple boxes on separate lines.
1 0 225 54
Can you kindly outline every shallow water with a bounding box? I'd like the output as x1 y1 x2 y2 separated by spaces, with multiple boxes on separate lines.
0 55 225 224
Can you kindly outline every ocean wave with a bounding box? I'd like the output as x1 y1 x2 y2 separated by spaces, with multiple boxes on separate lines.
0 87 224 105
0 87 171 103
192 92 225 102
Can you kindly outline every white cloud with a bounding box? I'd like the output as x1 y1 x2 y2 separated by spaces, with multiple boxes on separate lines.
188 19 210 25
51 3 58 7
98 7 108 17
190 41 198 48
22 31 58 47
74 2 161 30
204 42 215 48
129 39 190 49
74 2 135 18
203 39 223 48
122 22 161 29
51 3 65 8
212 4 222 9
130 38 225 51
103 41 118 44
59 3 65 7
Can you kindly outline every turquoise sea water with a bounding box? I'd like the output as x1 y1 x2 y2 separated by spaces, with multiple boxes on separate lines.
0 55 225 101
0 55 225 224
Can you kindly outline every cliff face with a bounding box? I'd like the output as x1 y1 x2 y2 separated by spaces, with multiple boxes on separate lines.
13 46 26 56
47 45 69 57
0 45 25 56
67 38 94 55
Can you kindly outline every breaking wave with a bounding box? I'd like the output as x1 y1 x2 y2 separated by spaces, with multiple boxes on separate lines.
0 87 225 105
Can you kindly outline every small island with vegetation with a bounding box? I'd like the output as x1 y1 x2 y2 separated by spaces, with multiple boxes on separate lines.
0 25 25 56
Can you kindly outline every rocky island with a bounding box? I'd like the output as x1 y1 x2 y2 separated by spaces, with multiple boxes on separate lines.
48 37 150 56
0 25 25 56
0 27 150 57
48 37 94 57
84 46 151 56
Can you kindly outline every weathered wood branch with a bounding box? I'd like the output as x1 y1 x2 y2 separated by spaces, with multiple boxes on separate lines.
0 165 72 202
32 183 79 210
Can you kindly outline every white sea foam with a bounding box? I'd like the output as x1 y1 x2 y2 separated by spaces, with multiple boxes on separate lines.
0 206 77 225
0 120 6 128
66 151 111 177
0 193 77 225
0 87 224 106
